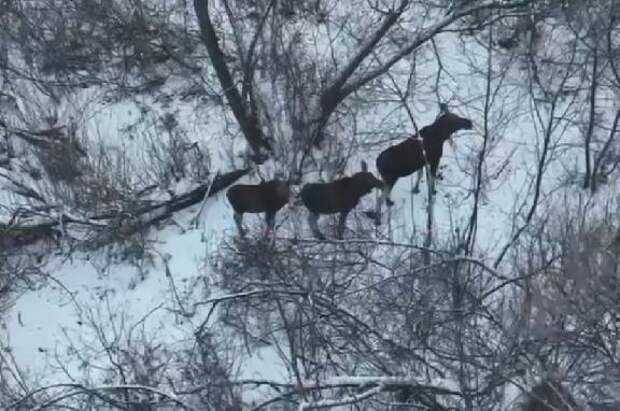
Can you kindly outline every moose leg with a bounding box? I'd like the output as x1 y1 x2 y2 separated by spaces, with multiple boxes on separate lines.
413 169 423 193
337 211 349 240
308 212 325 240
428 160 440 195
374 181 394 226
380 182 395 207
264 211 276 236
233 212 246 237
428 172 436 196
374 193 383 224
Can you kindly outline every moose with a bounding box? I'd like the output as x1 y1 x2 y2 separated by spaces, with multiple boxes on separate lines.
376 104 473 208
300 161 383 240
226 179 290 237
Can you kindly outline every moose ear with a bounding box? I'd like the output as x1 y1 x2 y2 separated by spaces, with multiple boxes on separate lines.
361 160 368 172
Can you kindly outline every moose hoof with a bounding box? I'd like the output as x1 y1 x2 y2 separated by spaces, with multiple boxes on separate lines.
386 199 395 207
412 187 420 194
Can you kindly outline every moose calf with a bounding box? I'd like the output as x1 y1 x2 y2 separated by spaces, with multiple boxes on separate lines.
376 105 472 207
300 161 383 240
226 179 290 237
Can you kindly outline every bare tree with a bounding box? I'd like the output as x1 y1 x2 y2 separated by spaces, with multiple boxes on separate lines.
193 0 534 169
6 1 620 410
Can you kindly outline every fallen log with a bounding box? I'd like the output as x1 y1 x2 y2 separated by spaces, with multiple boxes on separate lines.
0 168 249 251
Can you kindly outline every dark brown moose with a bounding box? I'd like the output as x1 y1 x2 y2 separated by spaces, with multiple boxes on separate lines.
376 104 472 207
300 161 383 240
226 179 290 237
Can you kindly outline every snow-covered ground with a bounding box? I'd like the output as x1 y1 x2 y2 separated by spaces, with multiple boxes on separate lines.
0 90 295 403
3 7 619 409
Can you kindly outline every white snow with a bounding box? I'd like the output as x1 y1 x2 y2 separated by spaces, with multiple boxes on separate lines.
2 4 619 409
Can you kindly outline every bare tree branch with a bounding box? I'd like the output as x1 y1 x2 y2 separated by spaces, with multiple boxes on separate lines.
340 1 532 97
591 107 620 191
193 0 272 161
0 168 249 249
320 0 410 111
311 0 531 147
12 383 197 411
583 46 598 189
493 35 580 268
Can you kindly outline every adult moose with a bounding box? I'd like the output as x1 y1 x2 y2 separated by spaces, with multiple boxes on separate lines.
300 161 383 240
376 104 473 208
226 179 290 236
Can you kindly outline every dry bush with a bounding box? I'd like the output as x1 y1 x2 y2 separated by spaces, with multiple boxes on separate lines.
210 234 487 409
142 112 211 188
0 257 51 410
0 348 26 410
0 247 51 306
30 127 87 184
1 0 203 91
512 207 620 407
7 300 241 410
180 331 242 410
521 380 579 411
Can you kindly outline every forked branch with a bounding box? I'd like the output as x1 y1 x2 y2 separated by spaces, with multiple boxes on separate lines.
340 1 532 97
193 0 272 161
316 0 531 146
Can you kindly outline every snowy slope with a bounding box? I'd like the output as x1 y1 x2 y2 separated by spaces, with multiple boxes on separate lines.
3 7 619 410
